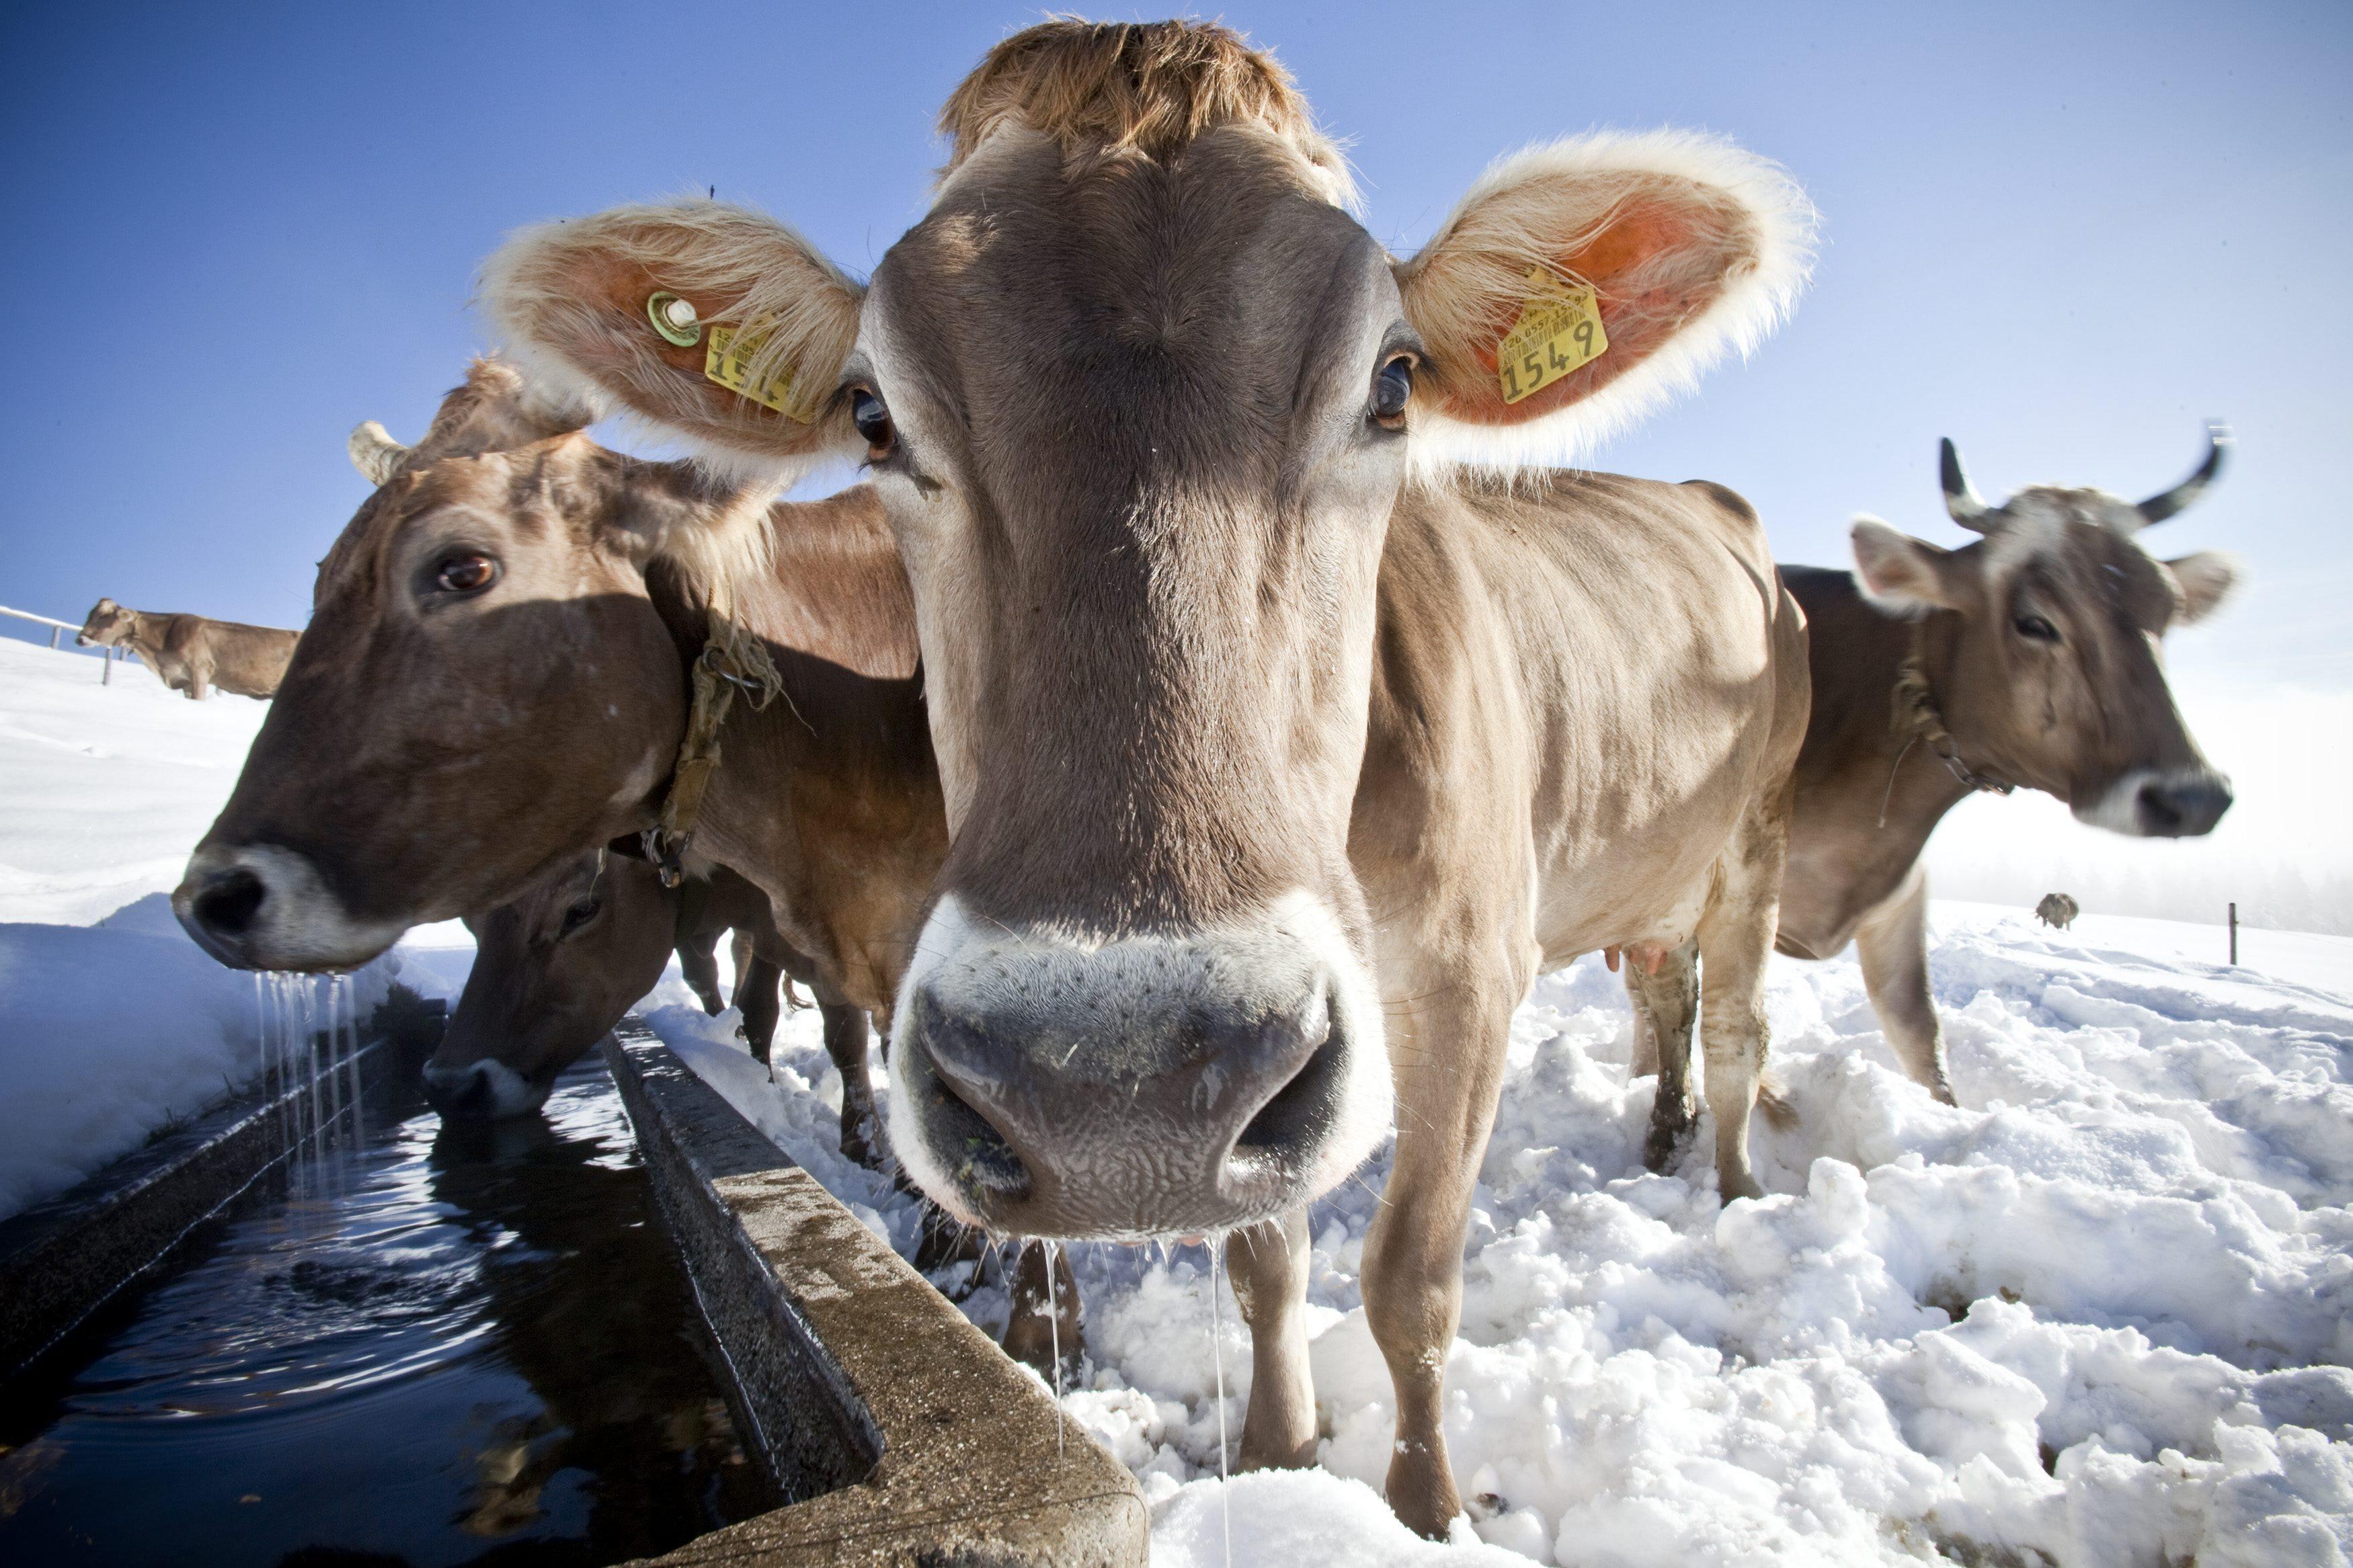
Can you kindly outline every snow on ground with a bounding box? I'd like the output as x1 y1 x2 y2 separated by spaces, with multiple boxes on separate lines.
654 902 2353 1567
0 636 268 927
9 624 2353 1561
0 639 471 1218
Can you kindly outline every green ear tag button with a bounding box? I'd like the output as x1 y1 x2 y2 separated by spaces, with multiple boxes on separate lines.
646 292 703 347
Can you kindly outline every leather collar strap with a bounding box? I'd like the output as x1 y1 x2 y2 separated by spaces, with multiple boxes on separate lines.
1890 620 2013 802
643 606 783 888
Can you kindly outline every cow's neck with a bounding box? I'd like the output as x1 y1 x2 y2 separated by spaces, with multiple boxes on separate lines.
1860 613 1985 864
640 558 944 1016
123 612 170 665
1893 614 2013 802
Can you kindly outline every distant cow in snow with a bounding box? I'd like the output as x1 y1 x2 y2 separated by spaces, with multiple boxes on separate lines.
77 597 298 700
2036 893 2080 930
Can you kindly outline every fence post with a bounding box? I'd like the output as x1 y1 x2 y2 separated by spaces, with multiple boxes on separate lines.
48 626 60 649
2228 902 2237 966
102 647 113 686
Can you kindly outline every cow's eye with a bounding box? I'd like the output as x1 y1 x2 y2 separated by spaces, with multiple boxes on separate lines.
850 388 894 457
432 552 500 595
1371 356 1414 428
559 899 600 938
2014 614 2059 643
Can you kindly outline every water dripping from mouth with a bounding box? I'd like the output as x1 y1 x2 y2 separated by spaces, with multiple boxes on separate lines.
251 971 369 1201
1210 1235 1232 1568
1047 1239 1065 1458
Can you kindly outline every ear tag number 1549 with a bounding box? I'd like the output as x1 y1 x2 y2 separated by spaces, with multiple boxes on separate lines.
1497 268 1608 405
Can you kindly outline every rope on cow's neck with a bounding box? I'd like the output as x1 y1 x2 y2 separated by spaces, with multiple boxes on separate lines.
642 584 788 889
1880 620 2012 829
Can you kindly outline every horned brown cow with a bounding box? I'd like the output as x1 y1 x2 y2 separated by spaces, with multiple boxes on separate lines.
1634 431 2237 1104
461 20 1814 1532
76 597 298 700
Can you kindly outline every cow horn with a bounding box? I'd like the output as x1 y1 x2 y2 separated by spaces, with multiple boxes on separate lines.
1940 438 1994 532
348 420 411 485
2135 421 2231 528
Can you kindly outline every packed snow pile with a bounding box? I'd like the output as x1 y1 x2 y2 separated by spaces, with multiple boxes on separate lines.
653 902 2353 1567
0 638 471 1218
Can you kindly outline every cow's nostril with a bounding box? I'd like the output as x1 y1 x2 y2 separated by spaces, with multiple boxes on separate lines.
927 1074 1031 1197
1235 1013 1345 1159
2137 782 2185 833
2139 774 2232 837
423 1064 493 1118
194 868 267 936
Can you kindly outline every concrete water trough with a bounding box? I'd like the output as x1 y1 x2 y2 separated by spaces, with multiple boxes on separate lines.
600 1026 1148 1567
1 995 1146 1565
0 983 446 1378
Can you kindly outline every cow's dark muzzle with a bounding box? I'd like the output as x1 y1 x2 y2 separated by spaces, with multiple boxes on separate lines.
2135 769 2233 837
901 976 1347 1239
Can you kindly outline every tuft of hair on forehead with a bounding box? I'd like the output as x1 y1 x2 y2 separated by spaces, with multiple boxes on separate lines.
376 356 595 481
938 17 1353 203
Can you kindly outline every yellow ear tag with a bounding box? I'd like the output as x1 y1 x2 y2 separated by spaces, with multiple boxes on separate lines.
704 325 815 423
1496 267 1608 405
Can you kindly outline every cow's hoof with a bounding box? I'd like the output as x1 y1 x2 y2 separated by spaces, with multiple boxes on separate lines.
1641 1108 1691 1175
1385 1444 1462 1541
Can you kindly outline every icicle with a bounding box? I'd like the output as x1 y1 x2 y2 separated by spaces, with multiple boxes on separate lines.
1047 1239 1065 1458
302 978 325 1182
317 979 344 1175
340 975 364 1153
1211 1236 1232 1568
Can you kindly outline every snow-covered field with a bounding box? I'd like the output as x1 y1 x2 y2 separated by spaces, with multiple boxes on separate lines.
658 900 2353 1567
0 638 469 1215
7 628 2352 1564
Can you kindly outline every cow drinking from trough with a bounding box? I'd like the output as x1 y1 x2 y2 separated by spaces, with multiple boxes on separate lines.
77 597 299 700
430 848 873 1160
1636 429 2236 1106
475 19 1812 1533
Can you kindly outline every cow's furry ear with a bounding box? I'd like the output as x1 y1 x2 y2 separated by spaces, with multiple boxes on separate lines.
2164 550 2240 624
1851 516 1961 617
481 200 866 488
1396 130 1814 472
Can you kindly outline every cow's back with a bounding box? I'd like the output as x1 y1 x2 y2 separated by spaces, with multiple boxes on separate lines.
1357 470 1806 970
152 612 301 698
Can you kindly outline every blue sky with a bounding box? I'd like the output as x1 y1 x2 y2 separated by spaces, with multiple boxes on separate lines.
5 1 2348 694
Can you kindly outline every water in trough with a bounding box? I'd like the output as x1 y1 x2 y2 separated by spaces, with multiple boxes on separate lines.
0 1009 768 1567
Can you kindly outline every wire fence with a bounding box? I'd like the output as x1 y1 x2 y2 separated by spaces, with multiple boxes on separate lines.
0 604 130 684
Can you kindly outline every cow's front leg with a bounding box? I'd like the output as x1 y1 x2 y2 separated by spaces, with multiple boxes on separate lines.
1361 983 1514 1538
813 989 877 1165
1854 866 1954 1104
1227 1208 1315 1469
677 926 725 1015
1001 1240 1082 1382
